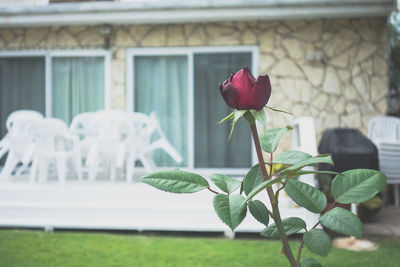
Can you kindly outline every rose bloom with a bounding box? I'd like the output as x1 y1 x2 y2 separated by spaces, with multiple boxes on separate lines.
219 67 271 111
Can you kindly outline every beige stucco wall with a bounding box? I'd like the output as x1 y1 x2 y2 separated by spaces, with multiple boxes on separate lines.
0 18 388 148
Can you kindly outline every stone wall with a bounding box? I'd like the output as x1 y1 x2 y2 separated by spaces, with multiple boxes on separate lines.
0 18 388 148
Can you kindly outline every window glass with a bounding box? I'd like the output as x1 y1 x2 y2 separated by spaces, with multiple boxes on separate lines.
52 57 105 124
134 55 188 167
194 53 252 168
0 57 45 139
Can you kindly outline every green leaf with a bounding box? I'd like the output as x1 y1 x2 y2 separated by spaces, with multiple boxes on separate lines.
228 110 248 140
266 106 294 116
260 217 306 238
234 110 247 121
260 126 292 153
218 111 234 124
331 169 387 204
243 164 264 195
320 207 362 238
239 181 244 195
210 174 241 194
139 170 209 193
244 178 282 203
284 179 327 213
300 258 322 267
250 109 266 127
213 194 247 231
248 200 269 226
273 150 312 165
303 229 332 257
290 170 341 177
281 154 334 175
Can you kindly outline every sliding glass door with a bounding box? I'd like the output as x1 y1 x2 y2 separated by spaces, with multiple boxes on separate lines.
194 53 252 168
134 55 188 167
130 48 255 171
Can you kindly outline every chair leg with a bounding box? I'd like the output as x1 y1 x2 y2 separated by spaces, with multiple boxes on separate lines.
22 144 35 166
126 154 136 183
88 158 97 182
56 158 66 184
110 161 116 182
0 143 10 161
38 159 48 183
0 151 19 180
394 184 399 207
15 163 28 176
30 158 38 183
116 144 125 169
73 153 82 181
141 153 156 172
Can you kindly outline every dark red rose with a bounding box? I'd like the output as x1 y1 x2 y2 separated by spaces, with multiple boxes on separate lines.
219 67 271 111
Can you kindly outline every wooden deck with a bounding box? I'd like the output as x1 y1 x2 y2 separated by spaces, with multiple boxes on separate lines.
0 177 320 235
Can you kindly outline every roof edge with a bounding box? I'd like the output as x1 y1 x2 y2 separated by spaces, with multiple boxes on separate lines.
0 0 395 28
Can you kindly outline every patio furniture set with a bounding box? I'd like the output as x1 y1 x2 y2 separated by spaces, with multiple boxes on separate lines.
0 110 182 183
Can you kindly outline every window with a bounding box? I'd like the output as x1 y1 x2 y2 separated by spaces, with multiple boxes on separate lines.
0 57 46 138
52 56 106 123
127 47 258 173
0 51 109 138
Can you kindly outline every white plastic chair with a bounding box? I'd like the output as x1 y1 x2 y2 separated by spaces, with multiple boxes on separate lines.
368 116 400 144
0 110 44 179
124 111 183 183
368 116 400 206
69 112 97 164
29 118 82 183
146 112 183 164
291 117 318 157
85 110 127 182
291 117 318 185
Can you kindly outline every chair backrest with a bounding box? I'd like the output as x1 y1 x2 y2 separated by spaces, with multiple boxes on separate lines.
30 118 72 153
6 110 44 136
91 110 129 139
291 117 318 186
125 112 156 139
368 116 400 143
291 117 318 156
4 110 44 151
69 112 97 138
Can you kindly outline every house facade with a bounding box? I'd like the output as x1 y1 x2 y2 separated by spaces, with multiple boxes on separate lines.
0 0 395 173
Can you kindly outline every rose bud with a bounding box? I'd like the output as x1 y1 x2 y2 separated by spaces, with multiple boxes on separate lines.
219 67 271 111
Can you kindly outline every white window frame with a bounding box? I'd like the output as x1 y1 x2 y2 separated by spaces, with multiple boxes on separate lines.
0 50 111 117
126 46 259 176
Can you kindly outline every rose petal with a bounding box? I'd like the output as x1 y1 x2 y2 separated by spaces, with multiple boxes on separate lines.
251 75 271 111
228 73 234 83
220 82 239 109
231 67 254 92
244 67 256 84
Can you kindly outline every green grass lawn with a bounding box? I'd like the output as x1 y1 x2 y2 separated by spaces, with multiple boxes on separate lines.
0 230 399 267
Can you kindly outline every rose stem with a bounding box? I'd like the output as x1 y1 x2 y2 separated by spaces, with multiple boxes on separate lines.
249 122 298 267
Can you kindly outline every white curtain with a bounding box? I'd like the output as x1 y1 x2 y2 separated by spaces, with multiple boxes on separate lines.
134 56 188 167
51 57 105 125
